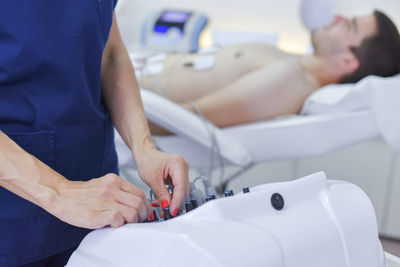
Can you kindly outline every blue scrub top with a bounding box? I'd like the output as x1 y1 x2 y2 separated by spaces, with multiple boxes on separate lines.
0 0 118 265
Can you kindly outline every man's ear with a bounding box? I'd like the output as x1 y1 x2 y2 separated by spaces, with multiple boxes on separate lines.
338 51 360 74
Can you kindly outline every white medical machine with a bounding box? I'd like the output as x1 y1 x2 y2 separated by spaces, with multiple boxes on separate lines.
141 9 208 53
67 172 389 267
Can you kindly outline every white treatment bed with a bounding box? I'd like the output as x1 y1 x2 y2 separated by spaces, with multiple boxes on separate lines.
116 90 379 172
116 74 400 174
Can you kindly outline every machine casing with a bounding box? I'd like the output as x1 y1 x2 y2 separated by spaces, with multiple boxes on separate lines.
67 172 386 267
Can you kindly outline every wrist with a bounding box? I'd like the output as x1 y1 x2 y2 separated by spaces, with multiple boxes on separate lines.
35 175 65 214
132 135 156 162
45 178 78 220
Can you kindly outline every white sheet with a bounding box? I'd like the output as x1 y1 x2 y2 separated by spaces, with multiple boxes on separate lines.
302 75 400 154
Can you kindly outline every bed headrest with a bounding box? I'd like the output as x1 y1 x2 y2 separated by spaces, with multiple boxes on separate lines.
301 74 400 115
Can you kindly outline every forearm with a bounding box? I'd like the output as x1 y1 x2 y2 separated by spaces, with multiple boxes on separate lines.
100 15 189 211
102 51 152 152
0 130 153 228
0 131 67 214
101 16 155 160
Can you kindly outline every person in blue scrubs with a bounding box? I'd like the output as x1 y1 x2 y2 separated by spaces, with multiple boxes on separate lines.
0 1 189 266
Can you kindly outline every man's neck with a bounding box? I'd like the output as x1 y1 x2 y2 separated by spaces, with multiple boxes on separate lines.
299 55 342 87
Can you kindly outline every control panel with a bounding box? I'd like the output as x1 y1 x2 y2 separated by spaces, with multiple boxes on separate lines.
147 176 252 222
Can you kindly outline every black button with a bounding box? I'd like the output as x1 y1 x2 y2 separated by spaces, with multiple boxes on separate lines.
185 201 193 212
224 190 234 197
243 187 250 193
152 209 158 221
190 199 198 209
271 193 284 210
164 207 172 220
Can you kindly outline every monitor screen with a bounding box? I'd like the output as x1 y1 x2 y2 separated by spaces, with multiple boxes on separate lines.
160 11 191 23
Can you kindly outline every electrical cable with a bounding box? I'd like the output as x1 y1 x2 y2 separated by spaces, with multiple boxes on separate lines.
182 100 256 195
183 100 225 183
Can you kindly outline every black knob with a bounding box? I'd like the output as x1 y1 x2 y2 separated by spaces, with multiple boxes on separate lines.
243 187 250 193
208 194 216 200
271 193 284 210
224 190 234 197
185 201 193 212
164 207 172 220
152 209 158 221
190 199 198 209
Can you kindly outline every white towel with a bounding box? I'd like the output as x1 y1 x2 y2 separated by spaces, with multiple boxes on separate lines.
301 75 400 154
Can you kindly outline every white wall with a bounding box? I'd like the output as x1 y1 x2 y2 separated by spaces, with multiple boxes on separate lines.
384 155 400 238
116 0 400 53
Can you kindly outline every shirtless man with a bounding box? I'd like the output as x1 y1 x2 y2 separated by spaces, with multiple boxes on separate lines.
141 10 400 129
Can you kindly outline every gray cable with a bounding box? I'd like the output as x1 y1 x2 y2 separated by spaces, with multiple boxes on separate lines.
190 178 205 205
215 162 255 194
183 100 225 183
193 176 205 185
149 190 156 201
184 101 255 194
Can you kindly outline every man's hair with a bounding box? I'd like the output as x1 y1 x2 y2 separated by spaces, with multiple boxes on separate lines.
340 10 400 83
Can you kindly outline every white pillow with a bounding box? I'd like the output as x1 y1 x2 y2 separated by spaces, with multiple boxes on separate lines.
301 74 400 115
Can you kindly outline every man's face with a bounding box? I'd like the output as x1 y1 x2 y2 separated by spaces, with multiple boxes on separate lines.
312 14 377 57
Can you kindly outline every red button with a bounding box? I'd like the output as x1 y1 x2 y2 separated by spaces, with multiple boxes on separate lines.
161 200 169 210
149 211 155 221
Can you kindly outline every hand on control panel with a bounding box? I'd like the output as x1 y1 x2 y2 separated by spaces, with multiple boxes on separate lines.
146 176 251 222
135 147 190 218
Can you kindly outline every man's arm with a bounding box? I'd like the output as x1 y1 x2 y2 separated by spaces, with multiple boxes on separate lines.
0 131 152 228
189 62 315 127
100 14 189 215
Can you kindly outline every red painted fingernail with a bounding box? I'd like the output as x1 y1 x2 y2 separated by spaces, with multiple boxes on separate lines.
149 211 155 221
161 200 169 210
172 209 179 217
151 203 160 207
